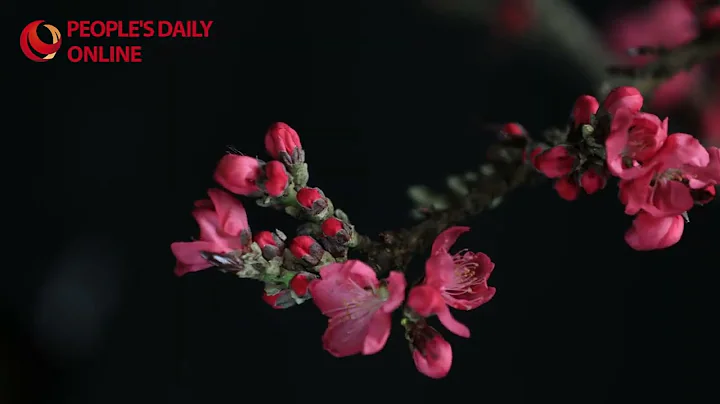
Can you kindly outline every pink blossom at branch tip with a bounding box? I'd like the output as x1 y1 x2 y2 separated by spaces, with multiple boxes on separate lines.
264 122 302 160
309 261 406 357
602 86 644 117
408 324 453 379
426 226 496 311
625 211 685 251
605 107 668 179
534 146 575 178
261 161 289 197
554 176 580 201
170 189 250 276
214 154 262 196
618 135 715 218
604 0 698 110
572 95 599 127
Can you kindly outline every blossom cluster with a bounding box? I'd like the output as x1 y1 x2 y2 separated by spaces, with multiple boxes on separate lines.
170 123 497 378
528 86 720 250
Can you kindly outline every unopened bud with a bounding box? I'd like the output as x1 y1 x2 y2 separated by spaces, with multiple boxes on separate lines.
261 288 296 309
289 235 325 265
296 187 333 220
264 122 304 165
257 161 290 197
319 217 357 256
254 230 286 259
500 122 526 138
289 273 314 297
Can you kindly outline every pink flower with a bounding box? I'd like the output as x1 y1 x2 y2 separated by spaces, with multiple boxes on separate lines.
572 95 599 127
404 320 453 379
602 86 644 117
605 107 668 179
407 227 495 338
309 260 406 357
534 146 575 178
214 154 262 196
259 160 289 197
170 189 250 276
619 134 709 217
625 211 685 251
264 122 304 165
605 0 699 111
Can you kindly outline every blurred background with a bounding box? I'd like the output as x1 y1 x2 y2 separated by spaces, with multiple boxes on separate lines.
9 0 718 402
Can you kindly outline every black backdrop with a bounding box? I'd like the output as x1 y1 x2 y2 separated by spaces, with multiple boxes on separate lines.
8 0 717 403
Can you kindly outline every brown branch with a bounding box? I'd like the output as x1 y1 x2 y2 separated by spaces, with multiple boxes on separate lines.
356 143 532 274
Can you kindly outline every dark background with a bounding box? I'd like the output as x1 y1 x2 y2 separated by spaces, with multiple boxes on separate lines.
8 0 717 403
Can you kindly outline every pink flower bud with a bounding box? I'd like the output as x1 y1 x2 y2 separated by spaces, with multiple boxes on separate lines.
290 273 313 297
297 187 323 208
321 217 344 237
265 122 304 165
554 177 580 201
572 95 599 127
534 146 575 178
290 235 324 265
523 146 544 166
213 155 262 196
254 230 285 259
261 289 296 309
580 170 606 195
259 161 289 197
296 187 330 216
603 86 643 116
501 122 526 137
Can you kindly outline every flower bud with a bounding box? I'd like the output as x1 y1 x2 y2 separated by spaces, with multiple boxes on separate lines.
402 317 453 379
296 187 333 220
602 86 643 116
261 289 296 309
580 169 606 195
319 217 356 257
265 122 304 165
533 146 575 178
554 176 580 201
289 235 325 266
500 122 526 138
258 161 290 197
253 230 286 260
289 273 314 297
571 95 599 127
213 154 262 196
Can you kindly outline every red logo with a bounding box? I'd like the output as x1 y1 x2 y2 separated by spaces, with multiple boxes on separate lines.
20 20 62 62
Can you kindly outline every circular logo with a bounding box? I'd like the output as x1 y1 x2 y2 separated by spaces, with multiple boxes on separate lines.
20 20 62 62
